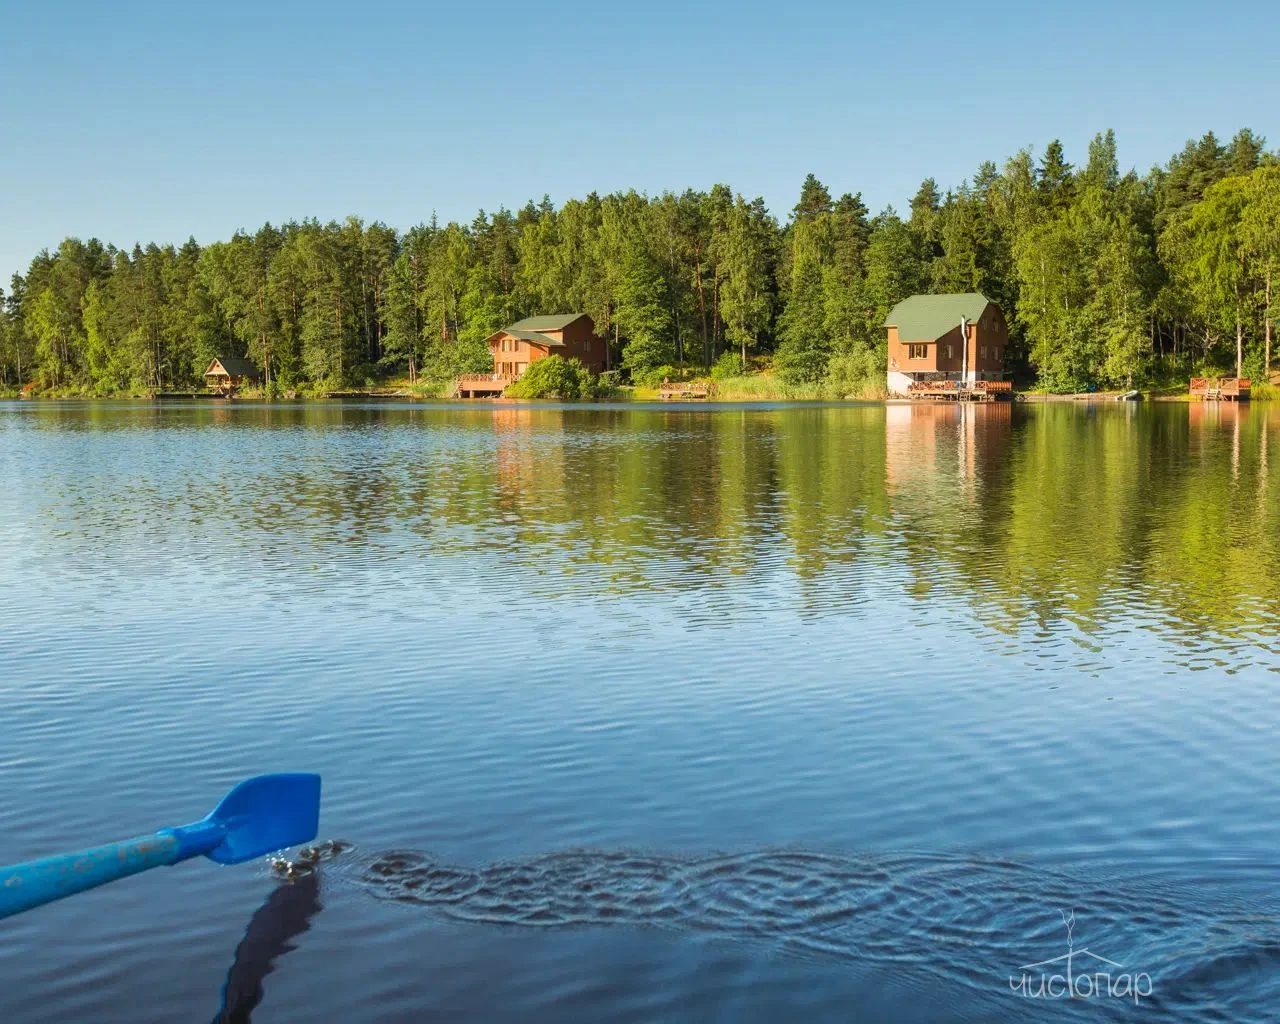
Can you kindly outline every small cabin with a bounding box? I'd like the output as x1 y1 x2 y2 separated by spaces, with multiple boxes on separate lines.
204 357 262 395
457 314 607 397
885 293 1010 399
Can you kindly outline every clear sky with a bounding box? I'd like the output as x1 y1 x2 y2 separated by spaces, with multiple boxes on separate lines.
1 0 1276 287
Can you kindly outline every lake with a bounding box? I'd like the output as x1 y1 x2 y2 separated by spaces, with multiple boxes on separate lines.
2 398 1278 1022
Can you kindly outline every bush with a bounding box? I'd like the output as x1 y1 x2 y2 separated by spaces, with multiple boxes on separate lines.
504 356 589 399
824 347 884 399
774 338 833 386
583 370 622 401
632 364 676 389
709 351 745 381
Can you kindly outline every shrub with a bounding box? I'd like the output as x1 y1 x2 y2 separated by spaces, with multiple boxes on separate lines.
505 355 587 399
710 351 745 381
824 347 884 399
774 336 834 386
583 370 622 401
632 364 676 389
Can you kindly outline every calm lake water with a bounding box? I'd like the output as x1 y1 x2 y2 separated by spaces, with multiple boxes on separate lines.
2 399 1279 1022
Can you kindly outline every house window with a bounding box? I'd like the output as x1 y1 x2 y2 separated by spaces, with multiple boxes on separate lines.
908 344 927 360
993 347 1001 362
980 345 987 360
944 344 953 359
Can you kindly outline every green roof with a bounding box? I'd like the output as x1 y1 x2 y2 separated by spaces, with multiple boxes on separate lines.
505 313 587 332
503 330 565 347
883 293 992 342
205 357 261 378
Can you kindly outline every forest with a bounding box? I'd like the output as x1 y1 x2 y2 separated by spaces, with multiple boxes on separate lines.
1 128 1277 397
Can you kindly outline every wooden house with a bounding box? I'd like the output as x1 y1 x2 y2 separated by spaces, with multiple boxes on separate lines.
457 314 607 397
885 294 1011 399
204 357 262 395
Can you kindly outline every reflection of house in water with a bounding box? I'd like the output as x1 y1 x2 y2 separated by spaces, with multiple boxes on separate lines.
1189 395 1254 482
1188 396 1249 431
491 407 569 507
885 401 1012 499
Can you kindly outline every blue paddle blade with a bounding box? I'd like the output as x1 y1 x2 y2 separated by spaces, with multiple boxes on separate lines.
202 773 321 865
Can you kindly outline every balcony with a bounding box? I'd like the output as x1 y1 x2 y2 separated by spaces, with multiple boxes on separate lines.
455 373 516 398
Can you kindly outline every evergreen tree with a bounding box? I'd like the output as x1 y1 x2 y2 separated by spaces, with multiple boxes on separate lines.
4 127 1274 396
793 173 833 221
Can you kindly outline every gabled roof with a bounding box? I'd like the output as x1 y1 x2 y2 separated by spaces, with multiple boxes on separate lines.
883 293 993 342
204 357 262 378
505 313 588 333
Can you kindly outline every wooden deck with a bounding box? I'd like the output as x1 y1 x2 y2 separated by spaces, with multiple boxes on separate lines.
658 382 713 400
1190 377 1251 401
455 374 515 398
906 379 1012 402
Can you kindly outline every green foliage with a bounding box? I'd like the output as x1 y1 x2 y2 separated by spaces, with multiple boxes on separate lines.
2 129 1277 396
825 346 885 398
504 355 590 399
631 364 676 389
719 195 776 366
710 350 745 381
775 217 832 384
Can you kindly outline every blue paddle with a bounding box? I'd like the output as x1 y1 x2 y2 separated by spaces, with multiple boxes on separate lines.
0 773 321 920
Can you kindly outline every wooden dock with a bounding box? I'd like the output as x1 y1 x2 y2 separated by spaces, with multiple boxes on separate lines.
454 374 514 398
905 380 1013 402
658 382 712 400
1190 377 1251 401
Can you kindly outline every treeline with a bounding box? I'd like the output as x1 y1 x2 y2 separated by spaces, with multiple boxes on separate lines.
1 128 1277 396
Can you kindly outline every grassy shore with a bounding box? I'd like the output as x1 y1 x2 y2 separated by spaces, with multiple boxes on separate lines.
630 371 884 403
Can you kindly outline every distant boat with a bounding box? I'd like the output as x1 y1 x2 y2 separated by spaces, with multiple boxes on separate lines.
1117 390 1141 401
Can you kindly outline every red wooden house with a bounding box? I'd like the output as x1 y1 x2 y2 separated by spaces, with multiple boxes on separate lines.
885 293 1011 399
457 314 607 397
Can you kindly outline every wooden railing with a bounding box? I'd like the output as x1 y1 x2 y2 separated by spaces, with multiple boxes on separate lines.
457 374 516 385
454 373 515 397
905 378 1014 401
658 381 712 399
1190 377 1251 398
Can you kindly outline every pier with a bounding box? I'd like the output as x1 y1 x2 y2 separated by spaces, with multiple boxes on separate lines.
1190 377 1251 401
454 374 514 398
905 380 1013 402
658 382 712 400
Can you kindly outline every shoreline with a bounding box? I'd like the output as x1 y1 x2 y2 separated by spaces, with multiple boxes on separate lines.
6 390 1275 405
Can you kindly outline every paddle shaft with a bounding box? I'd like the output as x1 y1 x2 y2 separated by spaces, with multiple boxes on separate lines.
0 822 223 920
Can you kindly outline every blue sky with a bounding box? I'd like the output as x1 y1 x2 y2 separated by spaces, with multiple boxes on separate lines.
1 0 1276 287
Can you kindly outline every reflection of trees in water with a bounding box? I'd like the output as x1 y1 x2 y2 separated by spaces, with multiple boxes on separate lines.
885 402 1279 656
17 402 1280 660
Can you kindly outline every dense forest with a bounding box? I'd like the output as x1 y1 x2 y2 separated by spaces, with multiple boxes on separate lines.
1 128 1277 397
